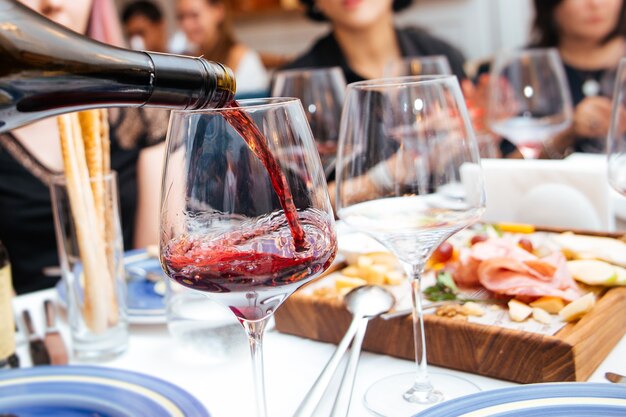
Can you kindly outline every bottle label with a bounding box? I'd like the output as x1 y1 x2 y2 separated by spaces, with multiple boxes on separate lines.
0 264 15 360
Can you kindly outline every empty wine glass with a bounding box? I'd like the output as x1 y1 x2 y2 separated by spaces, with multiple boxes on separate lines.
335 75 486 415
608 58 626 194
271 67 346 179
487 48 573 159
159 98 337 417
383 55 452 77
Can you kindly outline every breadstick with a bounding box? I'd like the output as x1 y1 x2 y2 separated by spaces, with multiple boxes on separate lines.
78 110 105 240
100 109 110 175
98 109 120 326
58 113 117 333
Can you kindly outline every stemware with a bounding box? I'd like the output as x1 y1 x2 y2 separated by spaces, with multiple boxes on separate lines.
608 58 626 194
159 98 337 417
383 55 452 77
335 75 486 415
271 67 346 179
487 48 573 159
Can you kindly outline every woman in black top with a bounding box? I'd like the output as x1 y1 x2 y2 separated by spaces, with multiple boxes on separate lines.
473 0 626 158
0 0 168 294
283 0 467 83
533 0 626 158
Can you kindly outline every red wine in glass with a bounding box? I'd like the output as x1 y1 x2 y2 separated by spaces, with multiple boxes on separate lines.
222 101 305 248
162 209 335 321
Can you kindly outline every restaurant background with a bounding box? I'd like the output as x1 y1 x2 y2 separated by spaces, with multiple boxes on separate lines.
113 0 534 62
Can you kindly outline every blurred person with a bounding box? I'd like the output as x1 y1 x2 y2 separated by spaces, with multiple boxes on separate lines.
121 0 168 52
0 0 168 293
535 0 626 158
475 0 626 158
282 0 467 83
176 0 269 94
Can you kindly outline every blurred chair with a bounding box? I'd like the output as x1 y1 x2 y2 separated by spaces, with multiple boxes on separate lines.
479 159 614 231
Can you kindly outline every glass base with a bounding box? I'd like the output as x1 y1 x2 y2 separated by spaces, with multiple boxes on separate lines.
72 324 128 362
363 371 480 416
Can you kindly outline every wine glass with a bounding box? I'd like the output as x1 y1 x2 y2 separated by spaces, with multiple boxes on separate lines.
271 67 346 179
159 98 337 417
335 75 486 415
487 48 573 159
608 58 626 194
383 55 452 77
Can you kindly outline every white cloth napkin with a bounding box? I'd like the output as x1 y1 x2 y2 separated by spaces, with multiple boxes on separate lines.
480 158 614 231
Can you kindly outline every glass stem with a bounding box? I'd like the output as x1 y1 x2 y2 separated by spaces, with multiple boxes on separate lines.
243 318 270 417
403 261 442 404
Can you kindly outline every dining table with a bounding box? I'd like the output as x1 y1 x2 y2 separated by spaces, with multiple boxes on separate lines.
11 287 626 417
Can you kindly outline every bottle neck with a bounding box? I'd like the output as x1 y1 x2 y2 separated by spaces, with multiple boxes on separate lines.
145 53 236 110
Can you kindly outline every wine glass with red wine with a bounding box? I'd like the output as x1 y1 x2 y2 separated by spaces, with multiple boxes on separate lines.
160 98 337 417
335 75 486 415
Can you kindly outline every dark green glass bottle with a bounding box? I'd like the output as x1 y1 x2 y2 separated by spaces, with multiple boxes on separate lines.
0 0 236 133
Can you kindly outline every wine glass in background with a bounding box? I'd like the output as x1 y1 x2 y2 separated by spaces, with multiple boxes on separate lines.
335 75 486 415
160 98 337 417
271 67 346 179
383 55 452 77
487 48 573 159
608 58 626 194
385 56 500 159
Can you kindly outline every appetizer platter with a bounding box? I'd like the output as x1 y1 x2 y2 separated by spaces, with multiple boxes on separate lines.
274 223 626 383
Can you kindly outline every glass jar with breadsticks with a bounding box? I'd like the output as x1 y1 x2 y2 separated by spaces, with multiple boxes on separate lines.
50 109 128 361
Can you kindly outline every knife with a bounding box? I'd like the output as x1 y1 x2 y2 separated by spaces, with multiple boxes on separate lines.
22 309 51 366
43 300 68 365
606 372 626 384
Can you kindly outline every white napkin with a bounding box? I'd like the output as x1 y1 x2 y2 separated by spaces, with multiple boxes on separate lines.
480 158 614 231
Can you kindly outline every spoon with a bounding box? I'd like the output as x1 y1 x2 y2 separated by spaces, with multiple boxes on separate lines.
329 286 395 417
606 372 626 384
293 285 395 417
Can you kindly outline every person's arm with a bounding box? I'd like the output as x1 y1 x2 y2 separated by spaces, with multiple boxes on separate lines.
540 127 577 159
133 141 165 248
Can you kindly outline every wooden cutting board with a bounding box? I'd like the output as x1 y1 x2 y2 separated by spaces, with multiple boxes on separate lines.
274 278 626 383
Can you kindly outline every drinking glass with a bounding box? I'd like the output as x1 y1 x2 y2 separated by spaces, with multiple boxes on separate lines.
335 75 486 415
608 58 626 194
50 172 128 361
487 48 573 159
383 55 452 77
271 67 346 178
160 98 337 417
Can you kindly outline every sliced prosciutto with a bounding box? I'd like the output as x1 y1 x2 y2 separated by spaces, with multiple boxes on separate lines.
478 253 580 302
454 238 581 301
454 238 535 287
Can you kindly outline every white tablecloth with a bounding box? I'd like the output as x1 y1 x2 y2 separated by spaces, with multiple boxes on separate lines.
12 289 626 417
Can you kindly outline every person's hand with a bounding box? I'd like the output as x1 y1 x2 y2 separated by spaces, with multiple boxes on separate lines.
462 75 489 132
572 96 613 139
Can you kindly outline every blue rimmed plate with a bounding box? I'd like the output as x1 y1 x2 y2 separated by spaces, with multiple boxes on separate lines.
0 365 209 417
414 382 626 417
56 249 166 324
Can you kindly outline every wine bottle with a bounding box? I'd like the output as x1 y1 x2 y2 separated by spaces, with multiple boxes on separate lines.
0 0 236 133
0 241 19 369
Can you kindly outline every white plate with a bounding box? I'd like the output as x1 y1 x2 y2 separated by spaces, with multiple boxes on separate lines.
414 382 626 417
